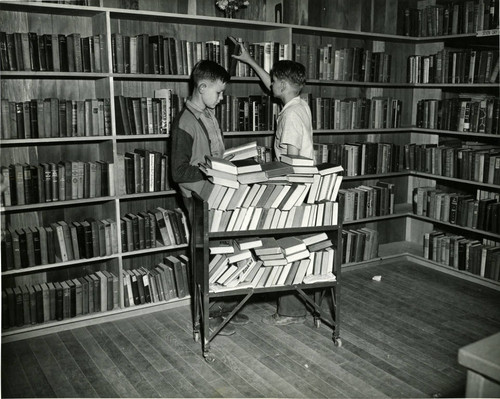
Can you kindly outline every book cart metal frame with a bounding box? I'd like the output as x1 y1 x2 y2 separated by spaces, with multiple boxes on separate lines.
190 193 343 361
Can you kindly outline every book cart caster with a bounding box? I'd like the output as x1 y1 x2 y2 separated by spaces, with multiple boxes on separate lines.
204 352 216 363
314 318 321 328
193 331 199 342
334 337 342 347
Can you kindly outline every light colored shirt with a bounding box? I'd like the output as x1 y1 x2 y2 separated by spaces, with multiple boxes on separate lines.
274 96 314 162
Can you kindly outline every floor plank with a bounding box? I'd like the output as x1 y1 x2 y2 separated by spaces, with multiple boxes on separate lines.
43 334 99 398
8 339 57 398
84 324 159 398
1 341 35 398
56 330 120 398
70 326 141 398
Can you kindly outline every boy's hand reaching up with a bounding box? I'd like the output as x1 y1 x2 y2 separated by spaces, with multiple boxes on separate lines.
230 39 252 64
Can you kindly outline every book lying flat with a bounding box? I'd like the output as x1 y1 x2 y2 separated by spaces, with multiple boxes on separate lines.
277 236 307 256
200 164 238 181
205 155 237 174
236 237 263 250
238 170 268 184
223 141 258 161
292 165 319 174
261 161 294 178
301 232 329 246
317 163 344 175
232 158 262 174
254 237 281 256
280 154 315 166
208 175 239 189
210 240 235 254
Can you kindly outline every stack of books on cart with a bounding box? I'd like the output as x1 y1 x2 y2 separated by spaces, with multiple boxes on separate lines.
208 233 336 292
199 142 343 232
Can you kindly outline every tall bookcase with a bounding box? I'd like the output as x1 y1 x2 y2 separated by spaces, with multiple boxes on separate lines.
1 0 499 343
404 30 500 288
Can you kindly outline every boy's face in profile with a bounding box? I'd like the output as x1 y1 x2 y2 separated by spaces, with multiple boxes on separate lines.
199 79 226 109
271 76 285 100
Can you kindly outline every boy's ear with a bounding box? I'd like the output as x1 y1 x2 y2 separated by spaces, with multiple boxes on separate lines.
280 79 287 92
198 82 207 93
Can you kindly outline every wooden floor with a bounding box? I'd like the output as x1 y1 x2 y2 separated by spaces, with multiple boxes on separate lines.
2 260 500 398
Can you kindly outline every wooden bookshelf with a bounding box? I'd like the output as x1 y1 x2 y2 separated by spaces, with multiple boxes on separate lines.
1 0 499 342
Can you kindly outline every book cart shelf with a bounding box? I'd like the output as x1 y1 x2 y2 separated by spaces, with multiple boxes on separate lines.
1 0 499 343
191 193 344 360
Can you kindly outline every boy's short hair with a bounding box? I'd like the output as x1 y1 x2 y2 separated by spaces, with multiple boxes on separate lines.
271 60 306 89
191 60 231 87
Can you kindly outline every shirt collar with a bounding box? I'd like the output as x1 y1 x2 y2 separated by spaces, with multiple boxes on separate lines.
186 99 214 119
279 96 301 115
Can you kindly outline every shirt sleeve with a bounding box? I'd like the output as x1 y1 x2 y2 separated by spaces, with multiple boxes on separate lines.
171 125 204 183
279 111 305 150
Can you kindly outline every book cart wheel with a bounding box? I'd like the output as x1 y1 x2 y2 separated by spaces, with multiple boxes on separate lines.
334 337 342 347
193 331 199 342
204 352 216 363
314 318 321 328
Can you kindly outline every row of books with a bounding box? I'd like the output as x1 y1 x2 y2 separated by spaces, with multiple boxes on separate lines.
342 227 379 264
477 189 500 200
407 49 499 84
208 233 336 291
400 0 499 37
2 270 119 329
216 95 279 132
413 187 499 233
291 44 392 83
116 149 171 195
116 92 403 135
115 90 281 140
203 167 341 203
111 34 286 76
123 255 190 308
208 201 339 233
230 38 288 76
305 96 403 131
1 161 115 207
201 152 343 202
313 142 403 176
0 31 106 72
402 143 500 184
0 98 111 140
120 207 189 253
114 91 182 136
416 97 499 135
423 231 500 281
1 218 118 271
338 181 395 222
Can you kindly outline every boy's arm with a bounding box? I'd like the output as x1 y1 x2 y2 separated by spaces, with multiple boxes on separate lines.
232 41 271 91
171 126 205 183
286 145 300 156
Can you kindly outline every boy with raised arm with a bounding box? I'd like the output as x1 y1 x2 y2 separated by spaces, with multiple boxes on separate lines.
233 42 314 325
